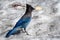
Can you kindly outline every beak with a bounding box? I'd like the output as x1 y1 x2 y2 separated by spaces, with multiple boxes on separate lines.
33 7 35 10
35 6 43 11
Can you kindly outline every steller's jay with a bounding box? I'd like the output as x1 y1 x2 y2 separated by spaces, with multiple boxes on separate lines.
5 4 35 38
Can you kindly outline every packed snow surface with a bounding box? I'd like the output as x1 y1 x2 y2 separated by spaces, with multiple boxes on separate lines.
0 0 60 40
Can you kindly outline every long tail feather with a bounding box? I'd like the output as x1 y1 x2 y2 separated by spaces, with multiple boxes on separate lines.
5 29 20 38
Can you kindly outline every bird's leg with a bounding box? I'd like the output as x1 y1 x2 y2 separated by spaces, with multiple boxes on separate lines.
20 28 23 31
24 28 29 35
20 28 23 32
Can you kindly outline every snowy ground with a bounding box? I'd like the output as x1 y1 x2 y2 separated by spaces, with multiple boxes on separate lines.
0 0 60 40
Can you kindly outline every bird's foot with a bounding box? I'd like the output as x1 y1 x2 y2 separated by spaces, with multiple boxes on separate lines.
22 30 29 35
26 32 29 35
24 30 29 35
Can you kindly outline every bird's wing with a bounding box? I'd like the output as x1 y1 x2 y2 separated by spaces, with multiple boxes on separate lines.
14 17 31 28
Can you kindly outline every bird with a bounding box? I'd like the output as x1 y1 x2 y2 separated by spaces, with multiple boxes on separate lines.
5 4 35 38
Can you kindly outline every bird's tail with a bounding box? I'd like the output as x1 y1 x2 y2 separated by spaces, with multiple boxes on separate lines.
5 28 20 38
5 30 13 38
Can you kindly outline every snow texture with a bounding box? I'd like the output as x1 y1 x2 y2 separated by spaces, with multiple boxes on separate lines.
0 0 60 40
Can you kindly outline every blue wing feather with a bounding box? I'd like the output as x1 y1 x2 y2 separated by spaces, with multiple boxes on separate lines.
14 17 31 28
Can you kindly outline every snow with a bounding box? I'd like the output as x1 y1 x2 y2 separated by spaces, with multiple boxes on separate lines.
0 0 60 40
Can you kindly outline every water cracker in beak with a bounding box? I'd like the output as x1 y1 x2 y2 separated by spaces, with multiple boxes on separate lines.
35 6 42 11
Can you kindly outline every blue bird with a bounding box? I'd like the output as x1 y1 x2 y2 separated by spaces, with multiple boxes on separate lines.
5 4 35 38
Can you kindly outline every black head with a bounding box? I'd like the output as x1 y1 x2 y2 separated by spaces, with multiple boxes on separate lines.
26 4 35 11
